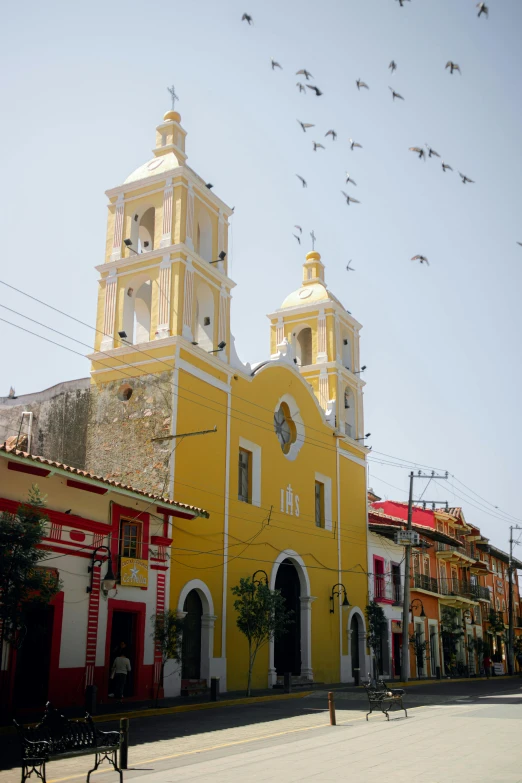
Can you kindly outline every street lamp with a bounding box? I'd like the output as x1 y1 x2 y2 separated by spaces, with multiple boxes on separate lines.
86 546 116 596
330 583 350 614
409 598 426 620
252 570 269 586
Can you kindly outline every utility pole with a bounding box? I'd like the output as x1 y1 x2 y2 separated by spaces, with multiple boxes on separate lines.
400 470 449 682
508 525 522 676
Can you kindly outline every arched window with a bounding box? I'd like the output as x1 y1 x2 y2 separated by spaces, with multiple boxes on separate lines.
195 281 214 351
195 209 212 262
295 327 312 367
138 207 155 253
341 330 352 371
344 385 355 438
122 278 152 345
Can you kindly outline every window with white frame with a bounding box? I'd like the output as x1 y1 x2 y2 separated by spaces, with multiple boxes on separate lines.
238 437 261 507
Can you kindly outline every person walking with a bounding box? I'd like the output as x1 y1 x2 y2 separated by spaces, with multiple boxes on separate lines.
483 654 492 679
109 651 131 702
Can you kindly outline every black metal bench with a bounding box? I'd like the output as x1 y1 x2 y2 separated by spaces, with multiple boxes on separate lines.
14 702 122 783
363 677 408 721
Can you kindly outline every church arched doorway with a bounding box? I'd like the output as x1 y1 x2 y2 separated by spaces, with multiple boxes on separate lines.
181 590 203 680
274 559 301 676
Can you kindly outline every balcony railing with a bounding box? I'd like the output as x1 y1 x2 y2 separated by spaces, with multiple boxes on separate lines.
413 573 438 593
437 578 490 602
372 576 403 604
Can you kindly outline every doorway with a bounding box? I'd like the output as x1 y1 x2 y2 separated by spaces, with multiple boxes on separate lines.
350 614 360 676
274 559 301 676
109 611 137 697
182 590 203 680
392 633 402 678
13 604 54 708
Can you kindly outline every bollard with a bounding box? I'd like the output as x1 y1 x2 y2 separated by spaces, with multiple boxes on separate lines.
211 676 220 702
328 691 336 726
283 672 292 694
84 684 97 715
119 717 129 770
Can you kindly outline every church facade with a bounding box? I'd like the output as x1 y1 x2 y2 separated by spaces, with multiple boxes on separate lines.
85 108 371 694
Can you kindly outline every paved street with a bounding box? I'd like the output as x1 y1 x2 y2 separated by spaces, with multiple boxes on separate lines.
2 679 522 783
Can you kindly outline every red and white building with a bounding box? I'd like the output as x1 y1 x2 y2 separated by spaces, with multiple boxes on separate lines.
0 445 208 714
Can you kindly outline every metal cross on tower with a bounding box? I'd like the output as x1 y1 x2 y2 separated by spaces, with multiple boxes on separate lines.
167 85 179 111
310 230 316 250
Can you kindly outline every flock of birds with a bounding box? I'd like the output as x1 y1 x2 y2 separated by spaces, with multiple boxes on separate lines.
241 2 522 268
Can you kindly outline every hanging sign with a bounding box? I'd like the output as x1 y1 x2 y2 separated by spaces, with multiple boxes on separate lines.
120 558 149 587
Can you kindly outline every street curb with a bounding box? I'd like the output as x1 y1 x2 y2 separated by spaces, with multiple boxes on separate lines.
0 691 314 735
377 675 513 689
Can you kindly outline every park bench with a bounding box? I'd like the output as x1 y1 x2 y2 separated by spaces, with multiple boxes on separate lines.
14 702 122 783
180 678 208 698
362 676 408 721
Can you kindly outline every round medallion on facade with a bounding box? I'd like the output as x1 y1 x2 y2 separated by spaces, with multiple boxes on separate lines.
147 159 163 171
273 395 305 461
298 288 312 300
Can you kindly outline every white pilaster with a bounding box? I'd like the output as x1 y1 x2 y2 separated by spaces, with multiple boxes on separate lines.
101 271 117 350
300 596 316 680
319 368 329 411
335 317 342 363
186 184 195 249
200 614 217 684
218 210 225 254
156 255 172 339
276 317 284 346
160 178 173 248
110 194 124 262
317 313 327 363
218 285 229 362
182 259 195 340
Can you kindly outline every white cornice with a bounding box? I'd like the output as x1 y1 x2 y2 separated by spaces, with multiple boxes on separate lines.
267 301 362 330
300 363 366 387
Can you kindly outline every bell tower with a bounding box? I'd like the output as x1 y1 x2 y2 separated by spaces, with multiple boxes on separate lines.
267 250 366 444
92 107 234 369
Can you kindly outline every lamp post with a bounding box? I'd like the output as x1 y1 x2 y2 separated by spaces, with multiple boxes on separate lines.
330 584 350 614
86 546 116 596
409 598 426 622
252 570 269 586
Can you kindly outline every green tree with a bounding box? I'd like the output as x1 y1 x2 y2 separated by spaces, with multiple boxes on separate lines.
232 576 293 696
441 606 464 673
150 610 185 706
365 601 386 678
0 486 61 658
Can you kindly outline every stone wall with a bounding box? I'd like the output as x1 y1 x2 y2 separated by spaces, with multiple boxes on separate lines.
0 379 91 468
85 372 173 497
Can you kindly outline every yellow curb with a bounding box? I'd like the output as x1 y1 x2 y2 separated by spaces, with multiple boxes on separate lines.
0 691 313 735
373 675 514 689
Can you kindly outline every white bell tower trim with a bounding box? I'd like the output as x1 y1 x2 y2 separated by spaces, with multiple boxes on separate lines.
218 285 229 361
110 194 124 262
218 210 225 255
156 255 172 339
276 317 284 346
186 184 195 249
160 178 174 248
101 271 117 350
182 259 195 340
319 368 329 411
317 312 327 363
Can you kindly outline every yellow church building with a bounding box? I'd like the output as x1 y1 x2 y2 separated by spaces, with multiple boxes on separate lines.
87 107 371 694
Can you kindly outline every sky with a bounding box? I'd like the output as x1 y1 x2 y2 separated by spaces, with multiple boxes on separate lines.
0 0 521 548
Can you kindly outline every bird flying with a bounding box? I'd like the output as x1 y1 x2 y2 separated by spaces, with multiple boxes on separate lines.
349 139 362 150
441 161 453 172
445 61 461 74
341 192 360 205
294 225 303 233
396 0 411 6
389 87 404 100
356 79 369 90
345 174 357 186
411 255 429 265
477 2 488 17
241 13 253 24
306 85 323 96
296 69 313 80
271 59 282 70
517 242 522 247
298 120 314 132
296 82 306 93
325 130 337 140
313 142 325 151
389 60 397 73
296 175 307 188
425 144 440 158
409 147 426 160
293 234 301 244
459 172 475 184
346 261 355 271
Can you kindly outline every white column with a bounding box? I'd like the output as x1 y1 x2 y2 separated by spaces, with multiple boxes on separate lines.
100 271 117 350
186 184 195 249
160 178 174 248
335 317 342 363
276 317 284 346
110 194 124 262
319 368 329 411
200 614 217 684
218 210 225 254
156 255 171 339
218 285 229 362
182 259 195 340
317 312 327 363
300 596 316 680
